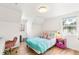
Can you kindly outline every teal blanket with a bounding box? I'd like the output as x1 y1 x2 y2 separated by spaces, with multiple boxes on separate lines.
26 37 56 54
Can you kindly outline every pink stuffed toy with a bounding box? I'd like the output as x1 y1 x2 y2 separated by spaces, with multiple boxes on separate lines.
56 39 66 48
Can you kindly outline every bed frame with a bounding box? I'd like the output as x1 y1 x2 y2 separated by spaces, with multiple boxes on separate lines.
26 44 55 55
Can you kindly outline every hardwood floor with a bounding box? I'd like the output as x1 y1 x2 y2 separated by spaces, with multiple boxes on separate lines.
17 42 79 55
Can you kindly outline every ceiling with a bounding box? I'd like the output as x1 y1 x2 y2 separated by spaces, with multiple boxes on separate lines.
0 3 21 23
20 3 79 24
1 3 79 24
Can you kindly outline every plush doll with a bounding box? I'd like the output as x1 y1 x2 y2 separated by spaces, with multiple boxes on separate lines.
55 32 66 48
55 32 64 39
42 32 49 39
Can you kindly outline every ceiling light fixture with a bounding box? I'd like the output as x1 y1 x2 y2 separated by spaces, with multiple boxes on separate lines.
38 5 48 13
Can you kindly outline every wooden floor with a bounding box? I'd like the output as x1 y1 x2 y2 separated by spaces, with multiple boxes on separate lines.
17 42 79 55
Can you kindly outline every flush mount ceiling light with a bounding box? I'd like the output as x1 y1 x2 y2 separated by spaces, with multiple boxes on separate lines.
38 5 48 13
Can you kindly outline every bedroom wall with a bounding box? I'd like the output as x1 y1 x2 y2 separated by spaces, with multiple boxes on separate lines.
32 23 42 37
25 20 32 37
42 11 79 33
42 17 62 32
0 4 21 40
24 11 79 38
25 20 42 37
0 21 20 40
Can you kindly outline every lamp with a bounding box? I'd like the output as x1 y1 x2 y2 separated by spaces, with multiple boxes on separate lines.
38 5 48 13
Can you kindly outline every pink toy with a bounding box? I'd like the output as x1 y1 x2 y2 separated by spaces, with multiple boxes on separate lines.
56 39 66 48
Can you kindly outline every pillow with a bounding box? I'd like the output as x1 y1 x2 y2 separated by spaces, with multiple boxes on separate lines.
41 32 49 39
49 32 55 38
47 31 56 40
47 35 52 40
41 31 57 39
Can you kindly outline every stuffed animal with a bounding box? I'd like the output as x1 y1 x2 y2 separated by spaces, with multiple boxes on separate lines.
55 32 64 40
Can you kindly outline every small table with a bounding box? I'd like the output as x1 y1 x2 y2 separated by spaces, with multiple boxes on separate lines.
56 38 66 49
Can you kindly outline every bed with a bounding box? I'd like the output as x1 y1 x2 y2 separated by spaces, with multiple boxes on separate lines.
25 37 56 54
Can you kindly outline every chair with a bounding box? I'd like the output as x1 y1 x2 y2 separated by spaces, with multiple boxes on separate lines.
5 37 17 54
56 38 66 49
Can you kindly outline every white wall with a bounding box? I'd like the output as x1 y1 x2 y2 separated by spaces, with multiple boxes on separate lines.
42 11 79 33
32 23 42 37
25 20 42 37
42 17 62 32
0 4 21 43
26 20 32 37
24 11 79 38
0 21 20 40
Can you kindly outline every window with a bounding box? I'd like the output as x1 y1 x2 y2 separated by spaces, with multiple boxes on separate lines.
63 16 77 33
